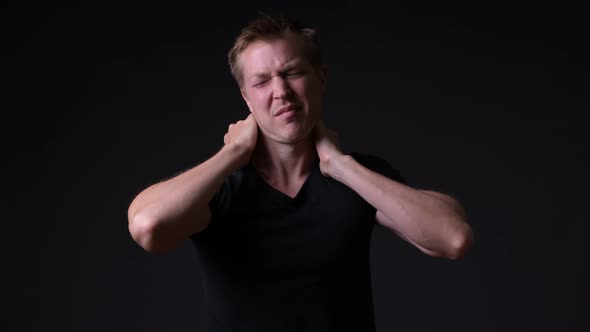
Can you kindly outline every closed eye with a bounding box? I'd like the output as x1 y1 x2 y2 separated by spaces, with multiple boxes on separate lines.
286 71 304 77
253 80 269 88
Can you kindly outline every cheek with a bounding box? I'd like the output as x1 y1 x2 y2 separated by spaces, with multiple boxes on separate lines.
302 88 322 109
251 90 273 110
300 80 322 100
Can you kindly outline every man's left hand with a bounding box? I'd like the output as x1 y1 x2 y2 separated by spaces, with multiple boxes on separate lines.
314 121 344 178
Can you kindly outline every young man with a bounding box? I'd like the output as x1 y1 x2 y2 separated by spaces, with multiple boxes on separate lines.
128 13 474 332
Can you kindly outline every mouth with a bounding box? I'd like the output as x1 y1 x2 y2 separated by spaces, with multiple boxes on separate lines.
275 105 300 117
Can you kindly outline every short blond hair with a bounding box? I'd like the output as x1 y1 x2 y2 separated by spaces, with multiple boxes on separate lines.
228 13 323 87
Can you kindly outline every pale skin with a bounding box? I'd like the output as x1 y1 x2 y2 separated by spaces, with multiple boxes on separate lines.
128 33 473 258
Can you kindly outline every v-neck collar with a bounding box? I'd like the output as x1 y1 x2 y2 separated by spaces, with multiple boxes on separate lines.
247 157 319 202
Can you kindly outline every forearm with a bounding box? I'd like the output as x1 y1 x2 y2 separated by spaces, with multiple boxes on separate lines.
329 155 472 258
128 144 244 252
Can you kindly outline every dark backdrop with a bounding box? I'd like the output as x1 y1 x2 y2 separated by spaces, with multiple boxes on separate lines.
7 2 588 331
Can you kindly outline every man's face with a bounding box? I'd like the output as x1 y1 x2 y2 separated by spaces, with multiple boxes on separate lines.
239 33 326 144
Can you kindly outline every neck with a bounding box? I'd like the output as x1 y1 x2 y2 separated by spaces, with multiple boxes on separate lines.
251 134 317 186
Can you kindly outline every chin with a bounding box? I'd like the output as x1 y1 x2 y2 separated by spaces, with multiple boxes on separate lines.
265 128 302 144
264 120 316 144
282 129 313 144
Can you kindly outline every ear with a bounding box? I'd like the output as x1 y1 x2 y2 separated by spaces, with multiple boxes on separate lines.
240 88 253 113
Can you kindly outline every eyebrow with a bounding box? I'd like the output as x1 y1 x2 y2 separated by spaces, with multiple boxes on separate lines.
248 61 306 82
281 62 304 72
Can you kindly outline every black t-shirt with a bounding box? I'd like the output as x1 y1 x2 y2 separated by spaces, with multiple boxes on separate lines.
190 152 408 332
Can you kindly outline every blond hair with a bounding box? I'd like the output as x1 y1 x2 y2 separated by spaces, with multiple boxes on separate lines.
227 13 323 87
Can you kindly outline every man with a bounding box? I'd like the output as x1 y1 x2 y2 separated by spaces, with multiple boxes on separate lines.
128 13 474 332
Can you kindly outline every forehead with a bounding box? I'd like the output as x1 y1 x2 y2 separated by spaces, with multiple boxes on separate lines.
239 34 309 77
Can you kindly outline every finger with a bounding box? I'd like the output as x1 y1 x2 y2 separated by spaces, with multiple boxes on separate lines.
224 133 228 144
252 117 261 132
245 113 259 125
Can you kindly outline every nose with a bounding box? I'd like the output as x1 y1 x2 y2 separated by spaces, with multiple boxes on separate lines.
271 76 293 99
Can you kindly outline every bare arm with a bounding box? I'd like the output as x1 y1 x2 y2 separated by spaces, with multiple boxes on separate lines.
128 115 258 253
314 122 473 259
375 190 472 258
342 160 473 259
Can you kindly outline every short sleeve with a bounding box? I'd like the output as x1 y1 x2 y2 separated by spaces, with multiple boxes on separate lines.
208 178 229 221
192 173 235 239
349 152 410 186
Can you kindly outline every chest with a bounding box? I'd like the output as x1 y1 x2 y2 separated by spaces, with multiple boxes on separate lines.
198 174 375 280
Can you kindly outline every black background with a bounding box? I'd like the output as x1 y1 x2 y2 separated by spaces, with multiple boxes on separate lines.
6 1 588 331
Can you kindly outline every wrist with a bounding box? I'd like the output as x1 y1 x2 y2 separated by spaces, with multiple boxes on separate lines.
220 143 253 169
327 153 354 182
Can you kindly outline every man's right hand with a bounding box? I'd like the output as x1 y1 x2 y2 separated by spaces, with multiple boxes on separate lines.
223 113 258 166
128 113 258 253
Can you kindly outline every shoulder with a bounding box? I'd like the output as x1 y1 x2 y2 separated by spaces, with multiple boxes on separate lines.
209 164 255 211
348 151 409 185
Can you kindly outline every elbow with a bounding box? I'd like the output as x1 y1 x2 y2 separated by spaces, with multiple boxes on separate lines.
446 224 474 260
128 209 176 254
